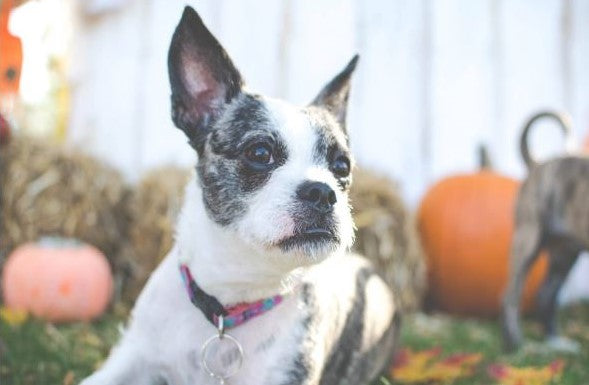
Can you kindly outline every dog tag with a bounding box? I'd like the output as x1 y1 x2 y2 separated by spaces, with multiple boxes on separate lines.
201 316 244 384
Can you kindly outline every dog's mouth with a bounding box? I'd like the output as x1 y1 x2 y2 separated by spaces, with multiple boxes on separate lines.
277 226 340 254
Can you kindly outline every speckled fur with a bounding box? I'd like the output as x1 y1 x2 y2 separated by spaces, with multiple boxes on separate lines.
502 152 589 351
81 6 398 385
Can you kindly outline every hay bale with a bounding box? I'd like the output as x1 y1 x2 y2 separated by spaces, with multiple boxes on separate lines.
350 168 427 312
0 136 131 291
1 137 425 310
121 167 190 301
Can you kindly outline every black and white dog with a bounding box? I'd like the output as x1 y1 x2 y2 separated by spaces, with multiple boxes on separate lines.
81 6 399 385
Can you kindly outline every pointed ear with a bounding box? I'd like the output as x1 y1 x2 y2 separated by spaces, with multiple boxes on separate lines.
168 6 243 152
311 55 359 131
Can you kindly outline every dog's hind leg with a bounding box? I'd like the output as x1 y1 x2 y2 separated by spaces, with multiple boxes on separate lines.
501 223 543 352
536 241 580 351
536 243 579 336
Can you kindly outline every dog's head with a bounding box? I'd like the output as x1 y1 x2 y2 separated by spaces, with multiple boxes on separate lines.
169 7 356 263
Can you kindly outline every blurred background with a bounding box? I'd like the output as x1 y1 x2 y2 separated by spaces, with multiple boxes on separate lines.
4 0 588 199
2 0 589 383
4 0 589 300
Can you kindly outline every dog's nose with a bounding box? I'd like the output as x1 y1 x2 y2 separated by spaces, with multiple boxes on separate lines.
297 181 337 213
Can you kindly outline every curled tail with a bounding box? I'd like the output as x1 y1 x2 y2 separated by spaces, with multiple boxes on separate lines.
520 111 572 169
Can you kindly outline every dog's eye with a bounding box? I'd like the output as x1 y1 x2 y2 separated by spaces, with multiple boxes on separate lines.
331 156 350 178
244 143 274 165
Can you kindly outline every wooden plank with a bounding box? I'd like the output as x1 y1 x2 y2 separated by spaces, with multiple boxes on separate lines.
428 0 495 180
570 0 589 142
136 0 201 173
284 0 356 105
497 0 566 177
214 0 286 97
559 0 589 305
68 0 147 180
352 0 427 205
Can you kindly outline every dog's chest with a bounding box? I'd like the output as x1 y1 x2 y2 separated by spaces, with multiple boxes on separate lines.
135 260 315 385
186 296 311 385
132 252 379 385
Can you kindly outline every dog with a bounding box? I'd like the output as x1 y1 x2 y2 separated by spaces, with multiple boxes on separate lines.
502 111 588 352
81 6 399 385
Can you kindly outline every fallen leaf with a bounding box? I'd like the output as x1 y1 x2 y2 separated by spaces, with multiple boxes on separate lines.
441 352 483 367
0 307 28 326
487 360 565 385
79 331 103 348
63 370 75 385
391 347 482 383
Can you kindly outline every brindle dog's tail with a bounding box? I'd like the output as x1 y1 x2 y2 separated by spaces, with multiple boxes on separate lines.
520 111 573 169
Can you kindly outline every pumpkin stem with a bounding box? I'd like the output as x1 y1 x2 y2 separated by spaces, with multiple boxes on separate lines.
0 0 14 34
479 145 492 170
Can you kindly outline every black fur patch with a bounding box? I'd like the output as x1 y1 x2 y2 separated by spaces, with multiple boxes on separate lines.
255 334 277 353
168 6 244 154
305 107 352 190
279 283 314 385
197 94 288 225
318 267 370 385
310 55 359 131
356 309 401 383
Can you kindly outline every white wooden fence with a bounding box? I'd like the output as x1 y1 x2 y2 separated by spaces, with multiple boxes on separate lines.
61 0 589 205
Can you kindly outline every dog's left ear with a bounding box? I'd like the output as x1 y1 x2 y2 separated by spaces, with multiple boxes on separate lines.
311 55 359 132
168 6 243 152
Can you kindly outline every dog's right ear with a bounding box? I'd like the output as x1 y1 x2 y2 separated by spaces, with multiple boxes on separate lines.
168 6 243 152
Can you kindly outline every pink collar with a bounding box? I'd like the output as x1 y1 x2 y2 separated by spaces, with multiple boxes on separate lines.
179 264 283 330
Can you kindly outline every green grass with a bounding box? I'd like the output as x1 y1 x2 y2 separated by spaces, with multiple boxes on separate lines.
0 305 126 385
1 302 588 385
385 303 589 385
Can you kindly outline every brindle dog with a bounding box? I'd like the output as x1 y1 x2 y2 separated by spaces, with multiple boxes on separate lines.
502 111 589 352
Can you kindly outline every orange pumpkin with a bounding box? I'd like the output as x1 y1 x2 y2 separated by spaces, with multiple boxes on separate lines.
418 153 547 317
2 240 113 322
0 0 23 96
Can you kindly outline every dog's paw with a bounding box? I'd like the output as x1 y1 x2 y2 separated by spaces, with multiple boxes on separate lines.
545 336 581 354
78 377 97 385
78 372 114 385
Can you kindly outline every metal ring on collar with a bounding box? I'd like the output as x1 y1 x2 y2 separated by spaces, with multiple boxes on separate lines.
217 315 225 337
200 332 244 383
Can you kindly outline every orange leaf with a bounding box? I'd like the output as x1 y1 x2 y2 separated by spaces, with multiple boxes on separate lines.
62 371 75 385
391 348 481 383
392 347 442 369
440 352 483 367
487 360 565 385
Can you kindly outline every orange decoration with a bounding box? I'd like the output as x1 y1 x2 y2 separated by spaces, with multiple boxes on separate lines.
2 240 113 322
418 151 547 317
0 0 23 95
487 360 565 385
391 347 482 383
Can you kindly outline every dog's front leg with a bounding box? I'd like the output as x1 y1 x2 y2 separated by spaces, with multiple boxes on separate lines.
80 334 155 385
